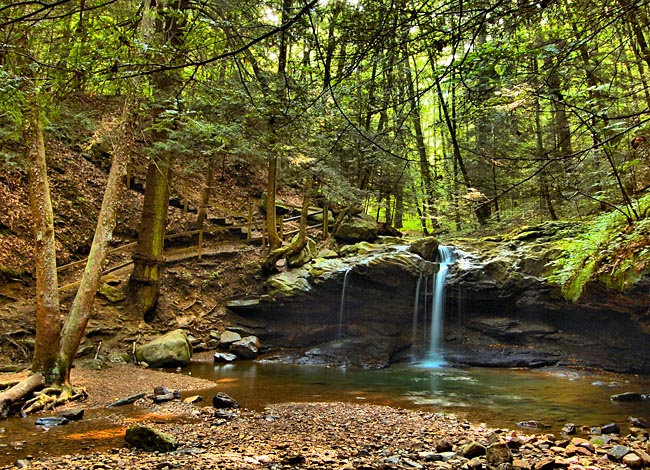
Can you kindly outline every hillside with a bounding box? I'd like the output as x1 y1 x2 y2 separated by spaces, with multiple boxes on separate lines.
0 110 294 367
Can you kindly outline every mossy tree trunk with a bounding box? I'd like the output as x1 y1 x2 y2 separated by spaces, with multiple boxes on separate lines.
127 155 171 320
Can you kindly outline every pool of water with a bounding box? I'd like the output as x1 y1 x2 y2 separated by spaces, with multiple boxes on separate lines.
181 361 650 433
2 362 650 467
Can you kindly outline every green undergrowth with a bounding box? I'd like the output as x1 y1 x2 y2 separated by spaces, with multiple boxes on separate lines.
549 196 650 301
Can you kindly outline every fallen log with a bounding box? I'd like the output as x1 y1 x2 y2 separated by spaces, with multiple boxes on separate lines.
0 373 44 418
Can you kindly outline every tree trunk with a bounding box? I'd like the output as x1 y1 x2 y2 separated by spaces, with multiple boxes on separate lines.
262 175 312 274
196 157 216 230
128 155 171 320
57 102 133 384
24 92 61 383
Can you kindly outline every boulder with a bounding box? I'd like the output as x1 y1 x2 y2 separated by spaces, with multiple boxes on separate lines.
230 335 261 359
335 214 378 243
409 237 440 262
462 441 486 458
135 329 192 368
125 425 178 452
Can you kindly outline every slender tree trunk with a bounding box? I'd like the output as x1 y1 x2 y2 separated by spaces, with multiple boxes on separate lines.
545 57 573 170
196 157 216 230
57 102 133 384
394 186 404 229
265 0 293 251
24 91 61 383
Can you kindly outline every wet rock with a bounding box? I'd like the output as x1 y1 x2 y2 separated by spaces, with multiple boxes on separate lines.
152 386 179 403
516 421 545 431
35 417 68 427
58 408 84 421
629 416 649 428
135 329 192 368
486 442 512 466
600 423 620 434
463 441 487 458
561 423 576 435
213 352 237 363
212 391 239 409
124 425 178 452
230 335 261 359
611 392 645 402
634 448 650 466
409 237 440 262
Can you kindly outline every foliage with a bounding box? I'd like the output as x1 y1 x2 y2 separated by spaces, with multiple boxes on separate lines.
550 195 650 301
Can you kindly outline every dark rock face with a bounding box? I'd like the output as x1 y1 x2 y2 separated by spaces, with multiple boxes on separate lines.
228 234 650 373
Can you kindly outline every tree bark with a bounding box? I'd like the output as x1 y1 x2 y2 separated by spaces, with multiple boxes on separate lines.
57 102 133 384
128 155 171 320
24 91 62 383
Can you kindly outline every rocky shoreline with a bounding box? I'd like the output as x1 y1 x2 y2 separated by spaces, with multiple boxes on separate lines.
4 399 650 470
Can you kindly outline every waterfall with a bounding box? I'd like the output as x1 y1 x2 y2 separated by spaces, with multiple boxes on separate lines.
411 246 454 367
338 268 352 339
427 246 454 364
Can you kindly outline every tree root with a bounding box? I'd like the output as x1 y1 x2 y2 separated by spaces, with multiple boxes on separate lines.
0 374 87 418
22 384 87 415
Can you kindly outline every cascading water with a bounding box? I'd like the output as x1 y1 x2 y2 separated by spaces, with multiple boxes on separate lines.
412 245 455 366
338 268 352 340
428 246 454 364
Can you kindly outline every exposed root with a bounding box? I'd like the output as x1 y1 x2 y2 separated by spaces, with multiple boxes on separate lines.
22 384 87 415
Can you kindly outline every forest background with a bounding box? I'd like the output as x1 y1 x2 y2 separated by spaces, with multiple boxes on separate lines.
1 0 649 411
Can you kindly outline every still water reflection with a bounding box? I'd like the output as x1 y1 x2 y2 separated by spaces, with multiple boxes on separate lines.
183 361 650 433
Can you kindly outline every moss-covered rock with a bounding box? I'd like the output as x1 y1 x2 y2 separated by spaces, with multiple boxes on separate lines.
125 425 178 452
335 214 378 243
135 329 192 368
